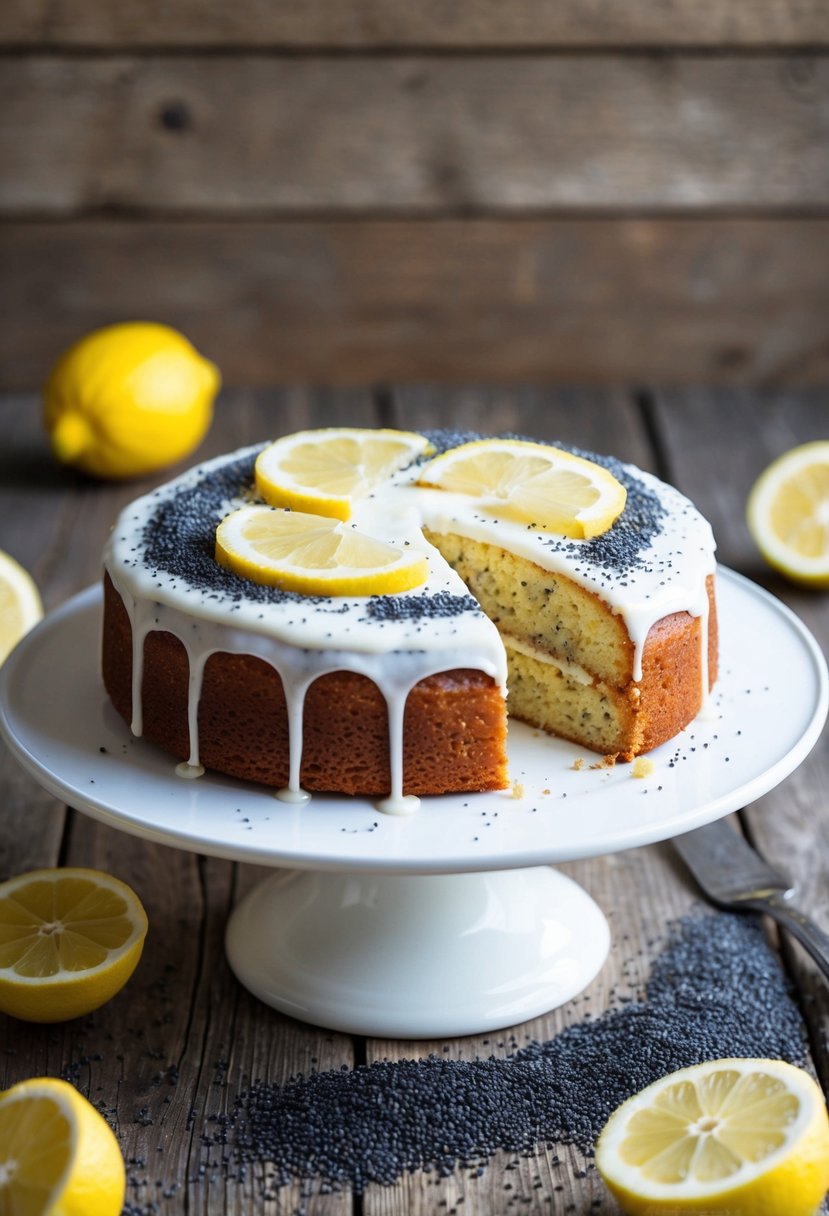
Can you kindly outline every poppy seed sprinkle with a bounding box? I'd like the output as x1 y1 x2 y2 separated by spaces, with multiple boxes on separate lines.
200 913 807 1199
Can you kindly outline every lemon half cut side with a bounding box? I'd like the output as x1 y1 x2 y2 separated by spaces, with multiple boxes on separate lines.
255 427 432 521
0 549 43 666
216 504 429 596
0 1077 125 1216
747 441 829 587
595 1058 829 1216
417 438 627 539
0 867 148 1022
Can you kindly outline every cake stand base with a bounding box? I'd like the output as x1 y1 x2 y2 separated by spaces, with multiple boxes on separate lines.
225 866 610 1038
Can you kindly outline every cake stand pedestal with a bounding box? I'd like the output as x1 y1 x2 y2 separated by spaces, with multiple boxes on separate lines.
0 570 826 1038
226 867 609 1037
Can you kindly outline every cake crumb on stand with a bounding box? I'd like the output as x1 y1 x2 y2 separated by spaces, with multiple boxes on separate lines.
631 757 655 779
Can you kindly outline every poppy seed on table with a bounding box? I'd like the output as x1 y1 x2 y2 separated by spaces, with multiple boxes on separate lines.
195 913 806 1199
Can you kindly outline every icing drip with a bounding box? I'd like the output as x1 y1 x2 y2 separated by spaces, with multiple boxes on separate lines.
280 675 314 804
105 562 503 812
176 762 205 779
184 645 210 770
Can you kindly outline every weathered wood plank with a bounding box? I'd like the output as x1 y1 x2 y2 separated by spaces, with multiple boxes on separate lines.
652 390 829 1091
3 0 828 48
3 219 829 391
3 56 829 213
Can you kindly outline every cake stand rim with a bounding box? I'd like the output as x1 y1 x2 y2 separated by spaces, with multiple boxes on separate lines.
0 568 825 876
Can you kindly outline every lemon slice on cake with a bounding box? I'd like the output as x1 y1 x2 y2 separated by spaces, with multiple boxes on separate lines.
0 867 148 1022
747 442 829 587
255 428 432 520
216 504 429 596
595 1058 829 1216
417 438 627 539
0 1076 125 1216
0 549 43 666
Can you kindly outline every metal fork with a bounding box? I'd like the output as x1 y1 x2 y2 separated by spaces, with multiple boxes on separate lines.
673 816 829 985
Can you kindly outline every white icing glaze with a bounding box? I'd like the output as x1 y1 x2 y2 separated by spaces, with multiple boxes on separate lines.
103 439 716 807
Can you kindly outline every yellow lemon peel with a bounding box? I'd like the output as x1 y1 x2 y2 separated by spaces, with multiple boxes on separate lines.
44 322 220 479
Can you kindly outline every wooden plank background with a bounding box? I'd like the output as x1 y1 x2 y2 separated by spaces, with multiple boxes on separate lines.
3 219 829 389
4 56 829 213
1 6 829 386
3 0 829 48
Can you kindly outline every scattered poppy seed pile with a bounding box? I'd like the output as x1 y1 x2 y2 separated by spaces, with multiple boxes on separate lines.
200 913 806 1197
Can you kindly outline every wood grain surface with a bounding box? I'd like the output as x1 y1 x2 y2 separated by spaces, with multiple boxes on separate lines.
3 0 828 48
4 219 829 390
0 389 826 1215
4 55 829 214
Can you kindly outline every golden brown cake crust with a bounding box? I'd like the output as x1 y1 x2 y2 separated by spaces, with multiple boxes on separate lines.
102 574 509 796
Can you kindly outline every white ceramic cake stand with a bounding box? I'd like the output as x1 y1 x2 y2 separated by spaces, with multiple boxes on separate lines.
0 568 826 1038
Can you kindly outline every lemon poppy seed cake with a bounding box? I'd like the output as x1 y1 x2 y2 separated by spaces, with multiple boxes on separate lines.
101 429 717 806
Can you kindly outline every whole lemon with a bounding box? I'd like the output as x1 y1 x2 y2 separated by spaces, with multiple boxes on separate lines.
44 321 220 479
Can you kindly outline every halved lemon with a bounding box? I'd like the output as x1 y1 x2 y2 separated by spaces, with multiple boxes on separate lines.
0 1076 125 1216
595 1058 829 1216
0 549 43 666
216 504 429 596
747 442 829 587
0 868 148 1022
255 427 432 520
417 438 627 539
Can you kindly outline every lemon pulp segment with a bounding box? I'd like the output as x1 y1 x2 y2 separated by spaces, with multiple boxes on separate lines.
417 438 627 539
619 1070 796 1181
0 875 136 976
255 428 432 520
0 1092 72 1212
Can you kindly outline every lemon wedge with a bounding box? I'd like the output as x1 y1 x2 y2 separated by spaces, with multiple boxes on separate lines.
747 442 829 587
417 438 627 539
216 504 429 596
44 321 220 480
0 868 148 1022
255 428 432 521
0 1077 125 1216
596 1058 829 1216
0 549 43 666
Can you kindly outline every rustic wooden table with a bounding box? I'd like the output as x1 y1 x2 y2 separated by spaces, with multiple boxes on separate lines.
0 388 827 1215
